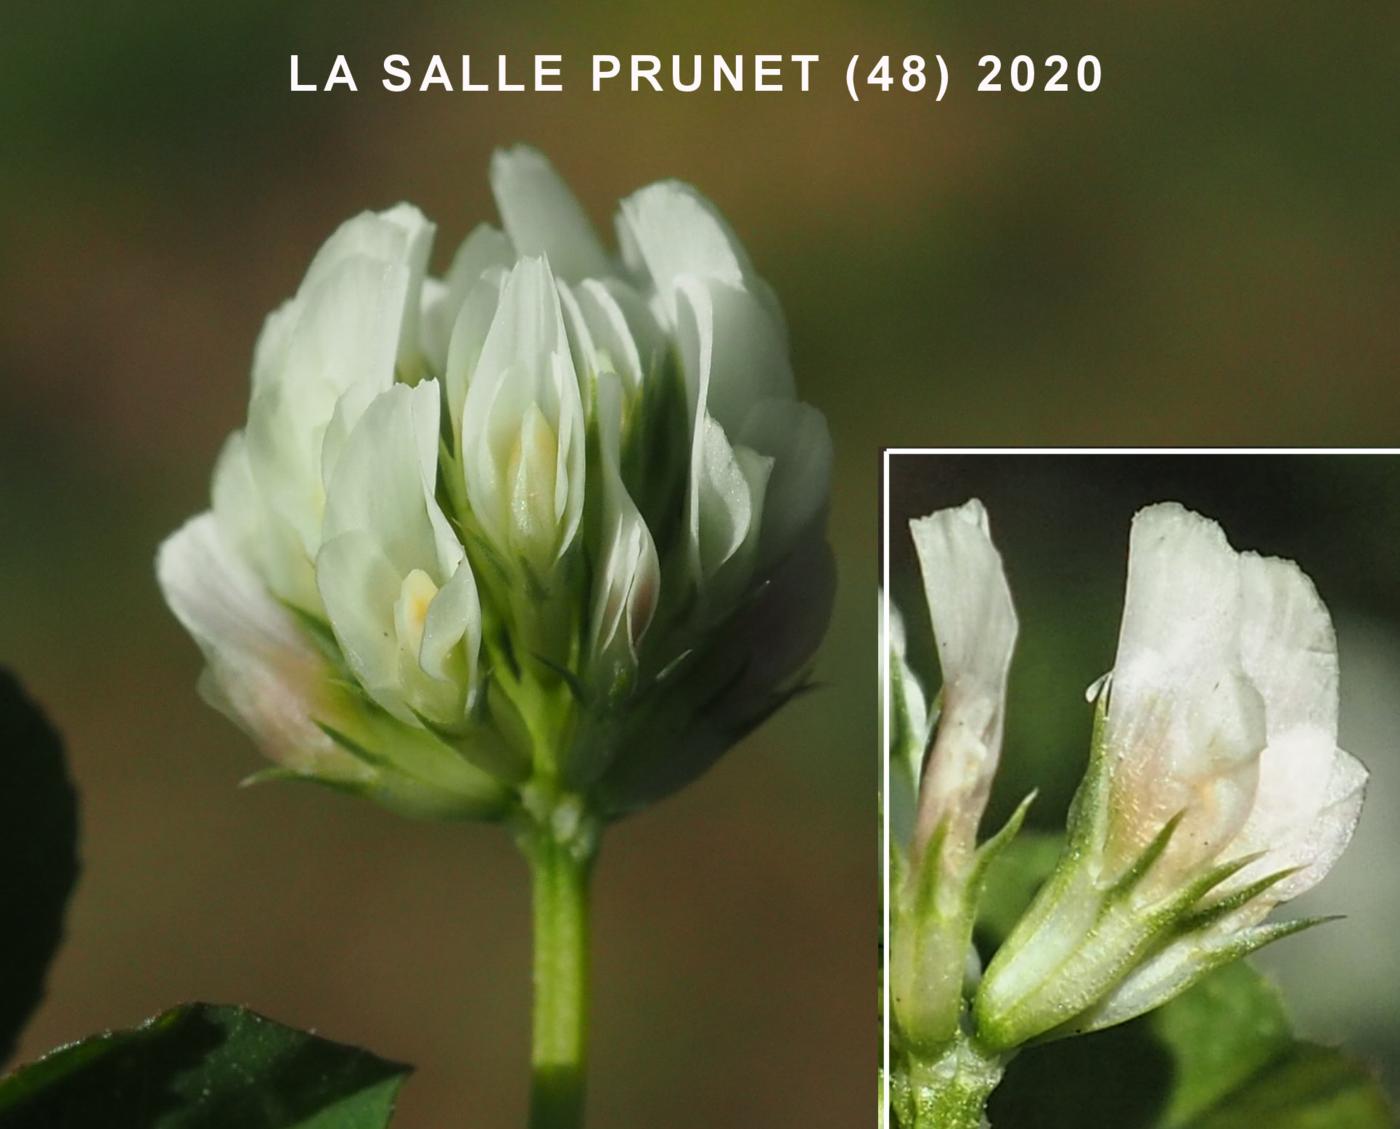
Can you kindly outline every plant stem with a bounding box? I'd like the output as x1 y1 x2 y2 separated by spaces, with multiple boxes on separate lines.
892 1033 1005 1129
524 816 596 1129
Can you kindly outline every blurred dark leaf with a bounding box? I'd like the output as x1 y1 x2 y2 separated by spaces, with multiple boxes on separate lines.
0 1003 409 1128
974 829 1062 952
1152 962 1293 1125
1178 1044 1393 1129
0 668 78 1066
1154 964 1392 1129
990 962 1394 1128
989 1013 1173 1128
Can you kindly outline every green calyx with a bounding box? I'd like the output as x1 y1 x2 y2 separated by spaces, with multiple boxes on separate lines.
891 793 1035 1057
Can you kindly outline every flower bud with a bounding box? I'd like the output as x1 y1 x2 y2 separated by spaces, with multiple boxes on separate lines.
890 501 1023 1054
974 503 1367 1050
159 146 832 822
459 256 586 580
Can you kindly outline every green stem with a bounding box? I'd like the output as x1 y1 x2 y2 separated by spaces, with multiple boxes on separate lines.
525 817 596 1129
892 1033 1005 1129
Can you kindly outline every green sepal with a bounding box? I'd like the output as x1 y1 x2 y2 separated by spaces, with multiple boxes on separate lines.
1105 811 1184 904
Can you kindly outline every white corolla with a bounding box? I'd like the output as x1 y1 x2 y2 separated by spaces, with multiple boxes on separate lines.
159 146 832 822
975 503 1366 1048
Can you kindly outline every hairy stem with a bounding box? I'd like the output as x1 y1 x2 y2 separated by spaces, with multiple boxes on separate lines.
524 817 596 1129
892 1033 1005 1129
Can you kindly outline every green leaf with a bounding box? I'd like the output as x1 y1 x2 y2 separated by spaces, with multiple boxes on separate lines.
987 963 1394 1129
0 668 79 1066
1151 961 1292 1125
0 1004 410 1128
973 829 1062 951
1179 1043 1393 1129
1153 964 1392 1129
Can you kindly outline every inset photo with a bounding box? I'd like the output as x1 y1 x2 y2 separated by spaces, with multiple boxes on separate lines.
882 451 1399 1129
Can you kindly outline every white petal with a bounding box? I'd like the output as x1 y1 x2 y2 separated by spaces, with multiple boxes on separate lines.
156 513 366 781
616 180 754 321
460 257 586 566
738 397 831 570
377 203 436 367
690 413 772 596
245 255 407 557
443 269 507 441
250 300 297 395
210 431 318 613
573 278 661 396
322 382 454 579
1104 504 1265 874
884 598 930 851
422 224 514 373
908 500 1017 858
316 529 405 713
1227 555 1366 899
673 276 794 437
556 280 603 387
420 559 483 687
490 146 611 282
302 209 411 290
589 374 660 668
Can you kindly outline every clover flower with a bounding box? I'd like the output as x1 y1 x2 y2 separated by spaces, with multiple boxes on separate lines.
158 146 833 825
888 501 1026 1053
975 503 1367 1049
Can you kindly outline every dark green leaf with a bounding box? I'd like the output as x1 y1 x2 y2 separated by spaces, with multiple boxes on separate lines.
988 963 1394 1129
988 1016 1173 1128
0 1004 409 1128
1151 961 1292 1125
1154 965 1391 1129
0 668 78 1066
1180 1043 1393 1129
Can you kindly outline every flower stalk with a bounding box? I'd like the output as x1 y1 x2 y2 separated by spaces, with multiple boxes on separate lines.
890 1033 1004 1129
521 802 597 1129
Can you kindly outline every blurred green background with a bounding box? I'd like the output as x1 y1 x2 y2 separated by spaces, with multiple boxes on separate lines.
2 0 1397 1125
889 454 1400 1099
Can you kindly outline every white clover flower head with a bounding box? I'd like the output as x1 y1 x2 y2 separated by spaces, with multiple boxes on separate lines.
975 503 1367 1050
889 500 1023 1054
159 145 832 821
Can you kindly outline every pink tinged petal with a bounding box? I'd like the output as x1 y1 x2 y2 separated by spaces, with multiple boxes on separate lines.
156 513 368 783
908 501 1018 865
1104 504 1265 875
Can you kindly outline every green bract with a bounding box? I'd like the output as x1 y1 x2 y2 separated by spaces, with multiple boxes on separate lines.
158 146 833 823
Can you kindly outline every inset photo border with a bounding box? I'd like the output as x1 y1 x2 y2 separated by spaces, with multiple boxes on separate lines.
882 449 1400 1128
